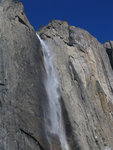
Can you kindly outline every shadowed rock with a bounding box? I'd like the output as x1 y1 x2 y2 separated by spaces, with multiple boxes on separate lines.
104 41 113 69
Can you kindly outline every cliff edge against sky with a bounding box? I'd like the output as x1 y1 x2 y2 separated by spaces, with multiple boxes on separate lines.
0 0 113 150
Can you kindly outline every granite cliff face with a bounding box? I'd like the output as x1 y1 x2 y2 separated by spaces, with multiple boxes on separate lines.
38 21 113 150
0 0 113 150
0 0 48 150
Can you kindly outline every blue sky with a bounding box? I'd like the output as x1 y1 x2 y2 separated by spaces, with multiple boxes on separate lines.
20 0 113 43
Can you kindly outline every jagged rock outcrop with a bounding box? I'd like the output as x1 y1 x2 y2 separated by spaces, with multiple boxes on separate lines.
38 20 113 150
0 0 113 150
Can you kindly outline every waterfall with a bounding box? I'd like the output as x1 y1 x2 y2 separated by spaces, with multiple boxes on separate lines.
36 34 69 150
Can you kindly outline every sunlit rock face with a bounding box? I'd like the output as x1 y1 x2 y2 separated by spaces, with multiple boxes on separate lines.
38 20 113 150
0 0 113 150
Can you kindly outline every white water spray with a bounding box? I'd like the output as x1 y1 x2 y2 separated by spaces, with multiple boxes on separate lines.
37 34 69 150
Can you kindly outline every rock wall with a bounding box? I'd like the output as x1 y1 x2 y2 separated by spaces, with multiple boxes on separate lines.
0 0 49 150
0 0 113 150
38 20 113 150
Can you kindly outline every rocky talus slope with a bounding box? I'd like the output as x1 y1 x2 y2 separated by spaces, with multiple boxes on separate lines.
0 0 113 150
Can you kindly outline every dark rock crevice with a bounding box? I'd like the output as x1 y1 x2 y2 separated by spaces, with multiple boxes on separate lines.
104 41 113 69
20 128 45 150
0 83 5 86
16 15 29 28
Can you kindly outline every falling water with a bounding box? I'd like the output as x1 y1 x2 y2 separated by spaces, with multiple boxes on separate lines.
36 34 69 150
